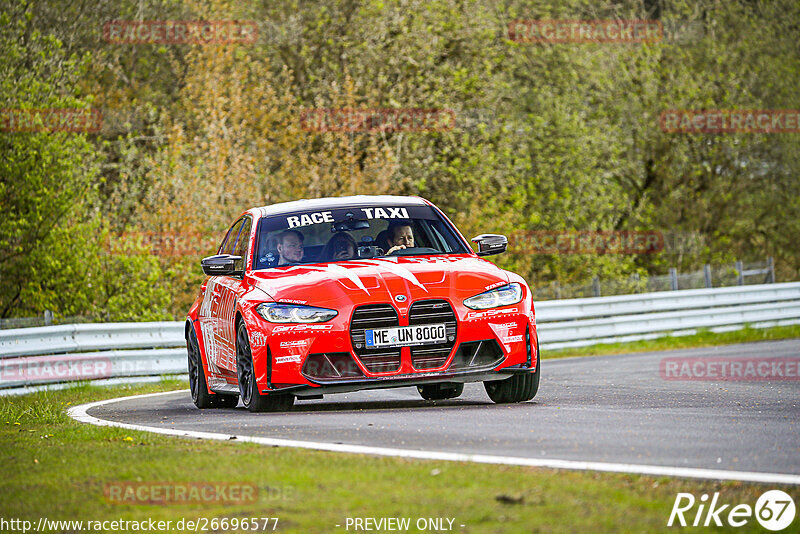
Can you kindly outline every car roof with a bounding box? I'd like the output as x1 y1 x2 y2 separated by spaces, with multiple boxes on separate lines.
256 195 430 218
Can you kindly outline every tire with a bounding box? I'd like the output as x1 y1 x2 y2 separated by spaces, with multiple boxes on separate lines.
417 383 464 401
188 325 241 409
236 322 294 413
187 325 215 409
484 330 540 404
212 394 240 408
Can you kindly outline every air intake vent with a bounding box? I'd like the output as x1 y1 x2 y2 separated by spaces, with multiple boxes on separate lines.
350 304 401 373
302 353 365 380
449 340 504 370
408 299 457 369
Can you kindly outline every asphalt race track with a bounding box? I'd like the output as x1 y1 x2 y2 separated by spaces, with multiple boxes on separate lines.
75 340 800 482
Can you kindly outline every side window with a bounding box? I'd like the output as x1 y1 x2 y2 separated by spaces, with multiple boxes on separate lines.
219 219 244 255
232 217 252 270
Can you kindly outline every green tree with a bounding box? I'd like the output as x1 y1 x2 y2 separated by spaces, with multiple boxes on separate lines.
0 4 171 320
0 7 101 318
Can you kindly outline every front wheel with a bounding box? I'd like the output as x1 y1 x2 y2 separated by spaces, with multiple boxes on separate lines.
212 395 240 408
484 341 540 404
236 323 294 413
417 383 464 401
484 370 539 403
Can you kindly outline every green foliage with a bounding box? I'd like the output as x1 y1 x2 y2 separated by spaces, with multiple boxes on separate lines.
0 2 171 320
2 0 799 319
0 4 101 318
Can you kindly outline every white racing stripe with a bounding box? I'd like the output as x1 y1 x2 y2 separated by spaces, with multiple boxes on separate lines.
68 390 800 486
325 264 371 295
282 264 372 295
362 259 429 293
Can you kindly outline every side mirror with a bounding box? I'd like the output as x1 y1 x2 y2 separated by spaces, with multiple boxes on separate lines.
201 254 243 276
471 234 508 256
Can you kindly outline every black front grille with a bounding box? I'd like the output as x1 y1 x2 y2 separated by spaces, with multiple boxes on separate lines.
408 299 457 369
350 304 401 373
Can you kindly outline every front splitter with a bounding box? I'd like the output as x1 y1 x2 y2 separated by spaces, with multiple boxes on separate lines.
263 365 534 397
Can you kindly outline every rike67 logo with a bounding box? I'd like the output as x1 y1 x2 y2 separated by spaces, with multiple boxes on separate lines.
668 490 796 531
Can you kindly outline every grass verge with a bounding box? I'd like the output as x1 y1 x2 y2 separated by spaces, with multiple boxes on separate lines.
1 379 798 533
544 324 800 360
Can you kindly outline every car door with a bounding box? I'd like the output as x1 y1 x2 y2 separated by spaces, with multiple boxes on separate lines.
198 218 243 375
213 216 252 373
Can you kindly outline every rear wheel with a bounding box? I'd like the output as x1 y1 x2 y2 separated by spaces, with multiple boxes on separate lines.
188 326 240 409
417 383 464 401
188 326 215 409
236 322 294 413
484 330 540 404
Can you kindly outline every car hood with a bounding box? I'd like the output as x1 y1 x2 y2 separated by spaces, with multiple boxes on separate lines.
246 254 510 307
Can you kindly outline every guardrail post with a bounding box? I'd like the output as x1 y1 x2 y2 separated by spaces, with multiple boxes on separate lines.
592 276 600 297
632 272 640 293
704 264 712 288
767 256 775 283
44 310 53 326
736 260 744 285
669 268 678 291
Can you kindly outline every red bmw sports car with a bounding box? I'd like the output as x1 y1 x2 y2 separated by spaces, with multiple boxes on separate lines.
186 196 539 412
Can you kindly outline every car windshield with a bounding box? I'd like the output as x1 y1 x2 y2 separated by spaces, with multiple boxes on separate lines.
252 205 470 269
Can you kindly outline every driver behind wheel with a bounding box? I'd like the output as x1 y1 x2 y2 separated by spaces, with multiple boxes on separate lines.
385 220 414 255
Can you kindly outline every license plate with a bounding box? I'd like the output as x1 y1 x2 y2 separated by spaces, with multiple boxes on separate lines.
365 323 447 348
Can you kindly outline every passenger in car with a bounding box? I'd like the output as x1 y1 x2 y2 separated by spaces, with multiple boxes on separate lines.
322 231 357 261
276 229 305 265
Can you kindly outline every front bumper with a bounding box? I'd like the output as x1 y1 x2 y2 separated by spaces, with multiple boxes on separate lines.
252 300 537 394
279 365 535 398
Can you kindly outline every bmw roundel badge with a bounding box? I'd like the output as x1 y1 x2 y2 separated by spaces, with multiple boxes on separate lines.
395 294 407 302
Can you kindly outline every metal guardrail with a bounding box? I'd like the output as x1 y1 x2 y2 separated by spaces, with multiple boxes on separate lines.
1 282 799 389
0 322 183 358
0 323 186 390
534 282 800 349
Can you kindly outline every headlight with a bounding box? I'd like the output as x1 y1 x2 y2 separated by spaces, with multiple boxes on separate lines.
256 303 338 323
463 283 523 310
